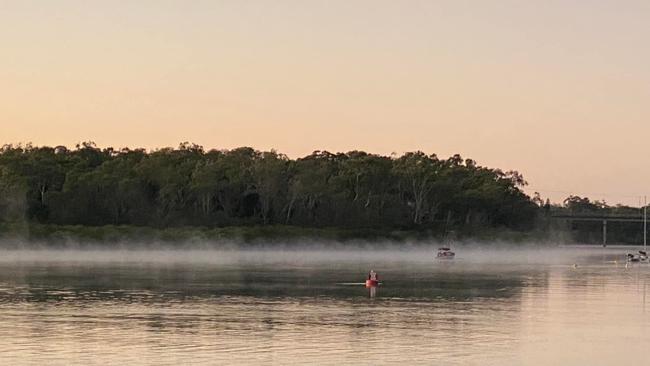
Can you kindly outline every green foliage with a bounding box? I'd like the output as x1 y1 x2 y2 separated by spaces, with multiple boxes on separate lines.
0 165 27 222
0 142 539 235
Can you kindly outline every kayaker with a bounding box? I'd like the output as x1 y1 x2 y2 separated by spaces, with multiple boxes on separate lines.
368 270 378 281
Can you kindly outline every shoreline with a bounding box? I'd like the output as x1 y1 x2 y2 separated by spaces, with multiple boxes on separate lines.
0 223 554 247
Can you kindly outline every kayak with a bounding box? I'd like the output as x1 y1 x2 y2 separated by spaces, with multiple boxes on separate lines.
365 279 379 287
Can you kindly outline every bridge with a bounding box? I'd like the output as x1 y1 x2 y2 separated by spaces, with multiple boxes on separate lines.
551 214 646 246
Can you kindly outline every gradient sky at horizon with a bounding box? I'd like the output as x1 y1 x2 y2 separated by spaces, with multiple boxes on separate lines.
2 0 650 205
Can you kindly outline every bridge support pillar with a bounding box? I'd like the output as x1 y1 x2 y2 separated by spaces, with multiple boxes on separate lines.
602 219 607 247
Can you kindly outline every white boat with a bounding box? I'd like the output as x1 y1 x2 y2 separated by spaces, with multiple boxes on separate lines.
436 247 455 259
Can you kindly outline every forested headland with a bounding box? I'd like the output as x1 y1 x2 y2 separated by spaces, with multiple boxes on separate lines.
0 142 645 245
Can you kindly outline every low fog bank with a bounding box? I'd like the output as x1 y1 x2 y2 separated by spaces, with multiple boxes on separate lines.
0 234 561 253
0 239 637 266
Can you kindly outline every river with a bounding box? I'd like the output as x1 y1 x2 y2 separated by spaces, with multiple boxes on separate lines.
0 246 648 365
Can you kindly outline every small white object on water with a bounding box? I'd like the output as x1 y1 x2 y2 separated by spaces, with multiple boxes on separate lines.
572 264 578 268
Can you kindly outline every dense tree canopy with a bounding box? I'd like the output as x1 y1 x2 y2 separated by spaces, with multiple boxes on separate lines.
0 143 539 233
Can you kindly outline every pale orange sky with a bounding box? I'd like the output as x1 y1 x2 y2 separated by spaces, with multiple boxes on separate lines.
2 1 650 204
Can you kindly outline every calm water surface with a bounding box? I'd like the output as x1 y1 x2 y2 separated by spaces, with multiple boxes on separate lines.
0 246 648 365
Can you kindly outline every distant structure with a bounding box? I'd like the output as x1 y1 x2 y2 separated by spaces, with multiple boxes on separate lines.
552 211 647 247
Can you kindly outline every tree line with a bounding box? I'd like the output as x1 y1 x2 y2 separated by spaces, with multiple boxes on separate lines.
0 142 539 233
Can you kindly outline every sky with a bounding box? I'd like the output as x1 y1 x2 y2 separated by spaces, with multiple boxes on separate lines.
1 0 650 205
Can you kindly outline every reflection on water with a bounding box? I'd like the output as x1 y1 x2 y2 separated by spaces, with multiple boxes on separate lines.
0 247 648 365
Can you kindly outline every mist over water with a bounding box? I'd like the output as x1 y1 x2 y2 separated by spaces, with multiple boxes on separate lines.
0 242 622 264
0 244 648 365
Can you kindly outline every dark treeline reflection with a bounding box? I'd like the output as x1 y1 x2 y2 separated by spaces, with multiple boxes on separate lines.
0 142 538 233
